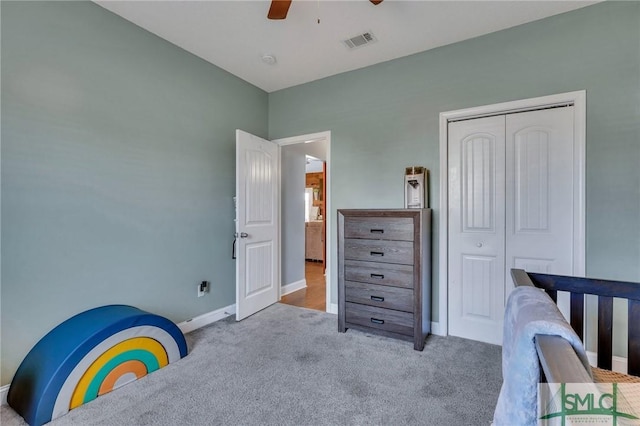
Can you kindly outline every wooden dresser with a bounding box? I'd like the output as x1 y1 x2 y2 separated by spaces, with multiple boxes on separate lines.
338 209 431 350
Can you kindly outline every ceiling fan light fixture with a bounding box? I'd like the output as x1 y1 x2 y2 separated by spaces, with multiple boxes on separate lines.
261 54 277 65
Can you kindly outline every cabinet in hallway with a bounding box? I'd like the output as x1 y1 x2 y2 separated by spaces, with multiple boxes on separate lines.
305 221 324 262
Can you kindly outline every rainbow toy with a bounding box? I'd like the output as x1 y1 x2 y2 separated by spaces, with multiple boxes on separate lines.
7 305 188 426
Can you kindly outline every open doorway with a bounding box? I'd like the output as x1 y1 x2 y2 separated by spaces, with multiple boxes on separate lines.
304 155 325 265
281 156 326 311
274 132 332 313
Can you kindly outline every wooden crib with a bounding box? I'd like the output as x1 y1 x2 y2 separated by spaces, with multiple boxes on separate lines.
511 268 640 384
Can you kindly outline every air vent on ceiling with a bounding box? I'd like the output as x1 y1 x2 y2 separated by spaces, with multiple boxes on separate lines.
343 31 377 50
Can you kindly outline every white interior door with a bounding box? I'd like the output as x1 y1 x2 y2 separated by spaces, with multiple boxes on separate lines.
235 130 279 321
448 107 575 344
448 116 506 345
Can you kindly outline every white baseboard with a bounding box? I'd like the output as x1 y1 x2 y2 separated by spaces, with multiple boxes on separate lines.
586 351 628 374
327 303 338 315
177 303 236 334
1 384 9 406
281 279 307 296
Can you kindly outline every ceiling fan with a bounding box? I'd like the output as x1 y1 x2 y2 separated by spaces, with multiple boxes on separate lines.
268 0 383 20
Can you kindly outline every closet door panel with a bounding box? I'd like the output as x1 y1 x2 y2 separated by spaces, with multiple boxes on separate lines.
505 107 575 286
448 115 506 345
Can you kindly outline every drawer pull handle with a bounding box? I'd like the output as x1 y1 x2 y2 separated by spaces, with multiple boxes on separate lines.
370 318 385 325
370 273 385 279
370 251 384 257
370 229 384 234
371 296 385 302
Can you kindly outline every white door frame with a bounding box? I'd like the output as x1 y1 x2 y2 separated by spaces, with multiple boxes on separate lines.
437 91 586 336
272 131 334 314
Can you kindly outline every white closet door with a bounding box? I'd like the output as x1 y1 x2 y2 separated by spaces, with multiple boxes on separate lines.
448 107 576 344
448 116 506 345
505 107 575 318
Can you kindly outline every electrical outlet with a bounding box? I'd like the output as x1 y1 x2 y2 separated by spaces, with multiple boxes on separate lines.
197 281 209 297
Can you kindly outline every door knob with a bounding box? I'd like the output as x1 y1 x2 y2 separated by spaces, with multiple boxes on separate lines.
240 232 249 238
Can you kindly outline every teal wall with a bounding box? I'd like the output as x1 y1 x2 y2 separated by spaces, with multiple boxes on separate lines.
2 0 639 387
1 1 268 385
269 1 640 332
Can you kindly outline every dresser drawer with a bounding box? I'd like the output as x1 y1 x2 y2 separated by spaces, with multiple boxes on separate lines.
344 217 413 241
345 302 413 336
345 281 413 312
344 260 413 288
343 239 413 265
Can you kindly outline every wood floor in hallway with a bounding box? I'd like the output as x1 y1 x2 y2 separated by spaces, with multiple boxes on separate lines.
280 261 326 311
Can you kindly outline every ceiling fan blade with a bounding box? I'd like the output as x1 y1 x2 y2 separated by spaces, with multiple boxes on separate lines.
268 0 292 20
370 0 383 5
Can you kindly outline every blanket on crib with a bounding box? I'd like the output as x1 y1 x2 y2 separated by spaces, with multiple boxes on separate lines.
492 286 592 426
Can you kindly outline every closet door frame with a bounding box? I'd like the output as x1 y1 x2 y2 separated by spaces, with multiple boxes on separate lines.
436 91 586 337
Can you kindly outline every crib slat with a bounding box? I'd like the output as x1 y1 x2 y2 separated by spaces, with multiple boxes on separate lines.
546 290 557 304
570 293 584 341
597 296 613 370
629 299 640 376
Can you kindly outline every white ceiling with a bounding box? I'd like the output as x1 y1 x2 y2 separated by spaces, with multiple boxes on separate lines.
95 0 597 93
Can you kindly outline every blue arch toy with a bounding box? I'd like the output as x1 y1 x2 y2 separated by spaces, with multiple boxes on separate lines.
8 305 188 426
